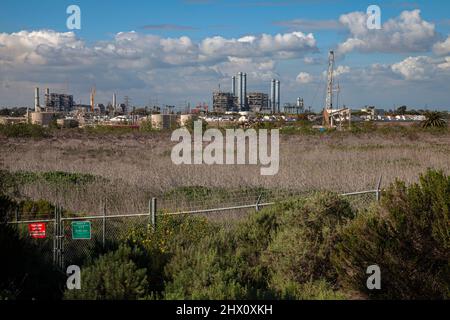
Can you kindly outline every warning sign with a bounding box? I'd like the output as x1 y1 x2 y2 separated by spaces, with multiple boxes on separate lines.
28 223 46 239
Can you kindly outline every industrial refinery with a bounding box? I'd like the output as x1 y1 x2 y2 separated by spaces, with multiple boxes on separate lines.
0 50 444 130
213 73 281 114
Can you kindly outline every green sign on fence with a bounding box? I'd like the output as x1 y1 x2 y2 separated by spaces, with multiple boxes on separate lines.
72 221 91 240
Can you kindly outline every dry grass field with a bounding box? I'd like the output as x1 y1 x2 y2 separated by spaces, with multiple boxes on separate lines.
1 128 450 215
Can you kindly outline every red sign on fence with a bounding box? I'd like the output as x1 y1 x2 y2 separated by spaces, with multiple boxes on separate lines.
28 223 46 239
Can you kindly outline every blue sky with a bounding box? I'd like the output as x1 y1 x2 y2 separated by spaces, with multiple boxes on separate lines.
1 0 450 110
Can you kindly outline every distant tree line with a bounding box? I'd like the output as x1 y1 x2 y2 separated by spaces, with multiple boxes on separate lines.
0 107 28 117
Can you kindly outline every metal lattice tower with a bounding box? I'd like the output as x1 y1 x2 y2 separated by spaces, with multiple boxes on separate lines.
325 50 335 111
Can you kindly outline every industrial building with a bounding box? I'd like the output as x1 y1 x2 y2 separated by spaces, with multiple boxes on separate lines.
213 92 236 113
213 73 279 113
247 92 269 113
47 93 74 112
284 98 304 114
34 87 74 112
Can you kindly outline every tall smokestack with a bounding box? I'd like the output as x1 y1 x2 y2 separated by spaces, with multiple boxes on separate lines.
276 80 280 113
243 73 247 110
238 72 243 110
35 87 40 112
113 93 117 111
232 76 236 97
45 88 50 108
270 79 276 114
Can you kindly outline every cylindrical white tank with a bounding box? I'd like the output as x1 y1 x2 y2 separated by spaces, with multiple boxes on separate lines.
151 114 178 130
31 112 54 126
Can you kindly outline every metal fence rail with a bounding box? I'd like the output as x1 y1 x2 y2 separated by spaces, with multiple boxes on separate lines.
7 178 382 270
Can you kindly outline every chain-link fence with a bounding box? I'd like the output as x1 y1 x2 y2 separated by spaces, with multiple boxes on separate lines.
7 178 382 270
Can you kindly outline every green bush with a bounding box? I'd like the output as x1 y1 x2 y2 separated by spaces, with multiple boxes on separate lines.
125 215 213 295
164 209 280 299
164 230 250 300
139 119 153 132
163 193 353 300
333 169 450 299
19 199 55 219
64 245 149 300
0 123 50 138
262 193 354 298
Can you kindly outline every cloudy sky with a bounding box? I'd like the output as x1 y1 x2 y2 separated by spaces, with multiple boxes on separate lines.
0 0 449 111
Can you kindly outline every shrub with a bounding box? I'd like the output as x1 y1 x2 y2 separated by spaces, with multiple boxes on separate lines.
332 169 450 299
421 111 447 128
139 119 153 132
164 194 353 300
64 245 149 300
19 199 55 219
164 230 250 300
125 215 213 295
0 123 50 138
262 192 354 298
163 209 280 299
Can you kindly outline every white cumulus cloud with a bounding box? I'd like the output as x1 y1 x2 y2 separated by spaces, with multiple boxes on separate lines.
337 10 438 55
433 36 450 56
0 29 319 106
296 72 313 84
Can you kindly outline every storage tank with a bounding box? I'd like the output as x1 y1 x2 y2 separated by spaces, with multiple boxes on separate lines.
31 112 54 126
151 114 177 130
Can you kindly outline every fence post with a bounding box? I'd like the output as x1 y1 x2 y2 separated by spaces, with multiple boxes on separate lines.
53 206 57 267
255 193 263 212
151 197 157 231
376 175 383 202
102 199 106 249
60 218 65 270
58 205 64 270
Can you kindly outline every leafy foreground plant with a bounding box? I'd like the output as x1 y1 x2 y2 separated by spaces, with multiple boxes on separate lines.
164 192 353 300
333 169 450 299
421 111 447 128
64 245 150 300
262 192 354 299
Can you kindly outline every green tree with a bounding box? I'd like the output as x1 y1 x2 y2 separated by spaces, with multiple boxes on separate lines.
396 105 407 115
